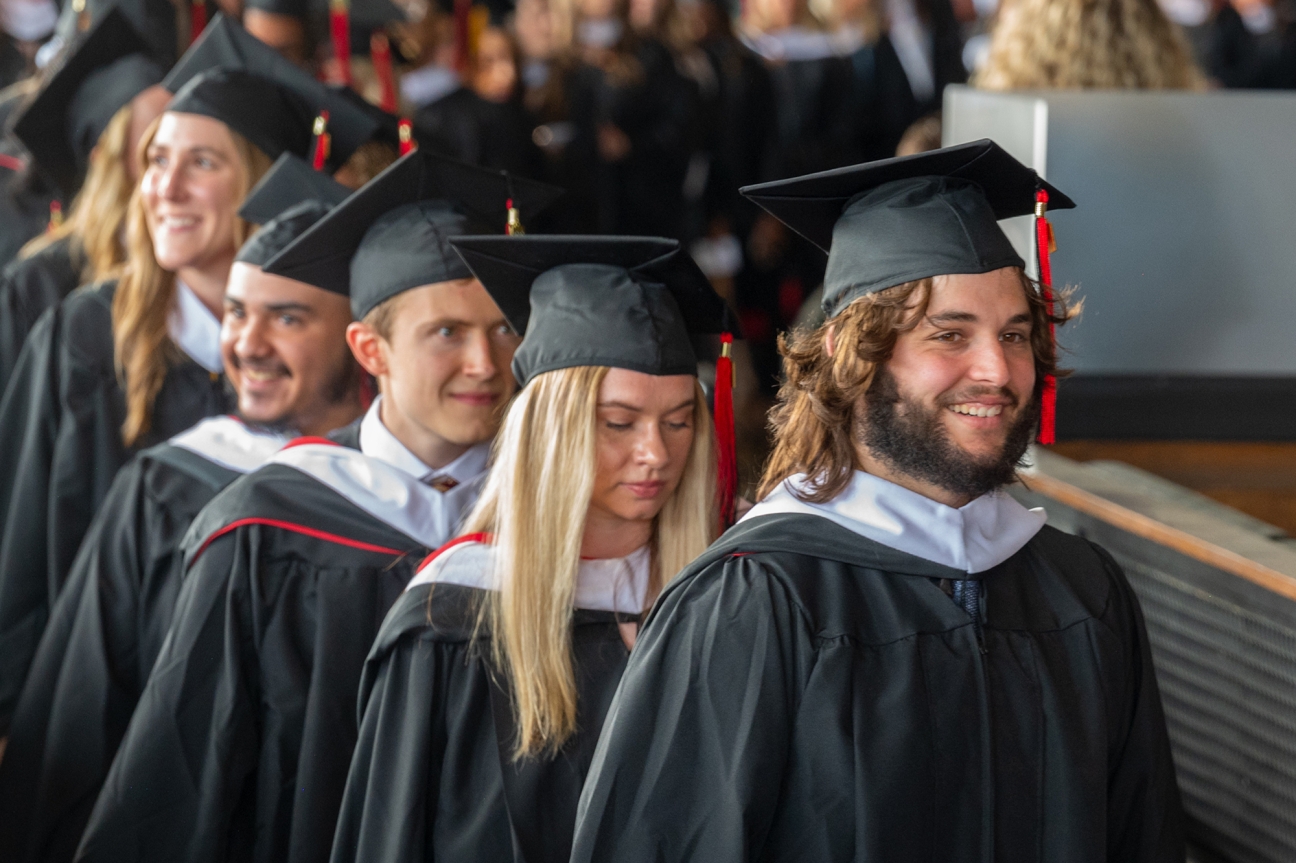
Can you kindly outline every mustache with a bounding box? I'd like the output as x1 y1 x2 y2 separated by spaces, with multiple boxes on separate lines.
232 357 291 377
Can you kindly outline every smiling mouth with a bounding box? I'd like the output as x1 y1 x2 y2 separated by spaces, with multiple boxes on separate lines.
948 403 1004 418
159 215 199 229
451 392 497 405
242 367 288 383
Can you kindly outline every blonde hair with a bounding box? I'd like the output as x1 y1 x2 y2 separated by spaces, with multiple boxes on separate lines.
113 115 273 446
462 365 717 758
19 104 135 282
974 0 1205 90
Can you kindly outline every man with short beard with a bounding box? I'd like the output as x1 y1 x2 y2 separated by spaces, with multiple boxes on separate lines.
572 140 1184 863
0 157 357 863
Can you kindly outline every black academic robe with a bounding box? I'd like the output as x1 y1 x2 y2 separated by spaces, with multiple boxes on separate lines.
76 460 433 863
570 514 1185 863
0 151 54 270
0 441 242 863
0 279 230 735
330 582 630 863
0 236 83 391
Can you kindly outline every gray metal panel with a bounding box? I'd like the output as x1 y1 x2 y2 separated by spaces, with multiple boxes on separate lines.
944 86 1296 375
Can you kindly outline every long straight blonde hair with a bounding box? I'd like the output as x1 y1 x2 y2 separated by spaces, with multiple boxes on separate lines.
113 114 272 446
19 104 135 282
461 364 717 759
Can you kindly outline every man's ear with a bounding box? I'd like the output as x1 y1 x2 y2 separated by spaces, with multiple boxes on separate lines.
824 322 837 358
346 321 389 379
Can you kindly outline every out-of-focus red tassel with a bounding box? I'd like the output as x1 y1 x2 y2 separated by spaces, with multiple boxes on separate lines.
330 0 352 86
398 119 415 155
311 112 331 171
47 201 63 233
505 198 524 235
1035 187 1056 446
371 32 398 113
715 333 737 528
190 0 206 45
453 0 471 73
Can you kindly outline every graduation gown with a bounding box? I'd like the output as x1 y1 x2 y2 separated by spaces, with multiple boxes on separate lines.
0 417 288 863
331 541 643 863
0 279 230 735
0 236 84 391
0 150 54 270
77 436 485 863
571 476 1185 863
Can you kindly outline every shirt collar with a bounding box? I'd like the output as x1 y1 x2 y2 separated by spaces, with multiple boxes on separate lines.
742 471 1046 574
358 395 492 484
168 281 223 373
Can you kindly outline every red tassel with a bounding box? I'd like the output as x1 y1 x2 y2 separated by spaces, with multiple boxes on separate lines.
311 112 331 171
330 0 352 86
397 119 415 156
190 0 206 45
1034 187 1056 446
453 0 471 73
47 201 63 233
715 333 737 528
372 32 398 113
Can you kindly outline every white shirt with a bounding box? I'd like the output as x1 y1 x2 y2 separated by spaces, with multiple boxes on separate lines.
358 395 491 486
407 540 652 615
742 471 1046 574
168 281 223 374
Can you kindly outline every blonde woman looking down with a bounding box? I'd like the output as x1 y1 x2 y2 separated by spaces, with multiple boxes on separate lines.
328 236 731 863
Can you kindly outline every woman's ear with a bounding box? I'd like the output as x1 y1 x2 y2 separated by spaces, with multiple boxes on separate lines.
823 322 837 358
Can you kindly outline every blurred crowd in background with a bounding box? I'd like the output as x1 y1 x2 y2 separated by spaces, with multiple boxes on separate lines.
0 0 1285 474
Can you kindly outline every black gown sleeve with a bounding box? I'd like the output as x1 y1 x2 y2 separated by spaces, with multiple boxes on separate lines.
329 597 491 863
0 237 80 392
571 555 816 863
0 304 64 735
1092 543 1186 861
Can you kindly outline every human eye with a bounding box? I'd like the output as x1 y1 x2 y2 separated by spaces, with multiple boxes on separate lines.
1001 330 1029 344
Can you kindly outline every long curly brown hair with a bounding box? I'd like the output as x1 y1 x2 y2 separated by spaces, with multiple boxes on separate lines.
757 271 1076 503
974 0 1204 90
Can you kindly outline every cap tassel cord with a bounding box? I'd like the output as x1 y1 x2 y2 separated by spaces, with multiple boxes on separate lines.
397 119 416 156
330 0 352 86
190 0 207 46
47 201 63 233
453 0 471 72
505 198 523 235
371 32 399 113
1034 187 1056 446
716 333 737 528
311 112 331 171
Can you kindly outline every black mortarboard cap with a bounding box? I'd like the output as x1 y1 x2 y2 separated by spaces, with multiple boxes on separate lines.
238 152 351 226
330 85 439 152
163 14 378 169
263 149 564 318
236 201 337 268
244 0 312 18
740 139 1076 319
52 0 178 66
449 235 729 385
11 8 163 199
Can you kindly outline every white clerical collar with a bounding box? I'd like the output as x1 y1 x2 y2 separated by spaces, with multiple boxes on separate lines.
358 395 491 485
407 538 652 615
742 471 1046 574
168 281 223 373
169 415 290 473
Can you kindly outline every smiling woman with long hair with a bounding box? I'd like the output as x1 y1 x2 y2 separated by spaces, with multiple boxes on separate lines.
329 236 731 863
0 34 376 741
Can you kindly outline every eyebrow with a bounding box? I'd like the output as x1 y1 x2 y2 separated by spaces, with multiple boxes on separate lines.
925 311 1033 326
265 302 315 314
598 398 696 413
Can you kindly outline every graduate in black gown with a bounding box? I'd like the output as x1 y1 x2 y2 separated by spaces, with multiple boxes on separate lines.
0 153 359 863
571 141 1185 862
75 150 562 863
330 234 730 863
0 15 377 738
0 9 170 391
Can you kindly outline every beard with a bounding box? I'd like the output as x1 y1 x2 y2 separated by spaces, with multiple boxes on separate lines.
226 354 363 436
859 367 1037 501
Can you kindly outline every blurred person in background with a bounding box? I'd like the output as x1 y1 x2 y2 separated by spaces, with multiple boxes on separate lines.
0 11 169 392
974 0 1204 88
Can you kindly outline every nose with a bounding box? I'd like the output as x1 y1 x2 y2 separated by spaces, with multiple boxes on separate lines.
967 335 1013 388
462 330 498 380
234 313 273 362
156 158 184 201
632 422 669 469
